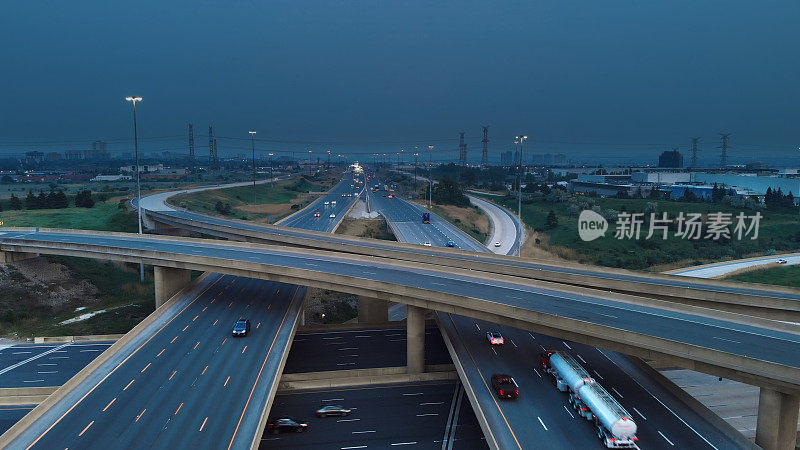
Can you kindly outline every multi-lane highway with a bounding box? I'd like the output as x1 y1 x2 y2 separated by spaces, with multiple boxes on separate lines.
278 178 364 231
1 230 798 377
9 274 304 449
366 182 750 449
0 342 113 388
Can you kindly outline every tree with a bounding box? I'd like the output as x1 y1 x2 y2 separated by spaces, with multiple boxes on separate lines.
37 192 49 209
681 187 698 202
1 175 13 183
9 194 22 210
75 190 95 208
545 210 559 229
431 177 469 207
25 191 38 210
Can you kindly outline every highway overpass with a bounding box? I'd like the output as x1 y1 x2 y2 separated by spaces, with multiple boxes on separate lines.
1 227 799 446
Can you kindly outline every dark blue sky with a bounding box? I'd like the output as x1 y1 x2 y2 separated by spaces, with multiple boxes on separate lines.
2 1 798 165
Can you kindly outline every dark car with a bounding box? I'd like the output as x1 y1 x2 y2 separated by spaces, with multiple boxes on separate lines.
315 405 352 417
232 319 250 337
446 240 455 248
267 417 308 434
491 374 518 399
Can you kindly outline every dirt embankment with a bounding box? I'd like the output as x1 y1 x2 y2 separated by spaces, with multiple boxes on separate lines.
0 258 100 335
335 217 396 241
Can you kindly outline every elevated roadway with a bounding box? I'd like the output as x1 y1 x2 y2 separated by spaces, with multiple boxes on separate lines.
0 229 797 396
368 189 749 449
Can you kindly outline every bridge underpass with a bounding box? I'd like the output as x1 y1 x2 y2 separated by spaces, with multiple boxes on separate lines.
367 189 754 449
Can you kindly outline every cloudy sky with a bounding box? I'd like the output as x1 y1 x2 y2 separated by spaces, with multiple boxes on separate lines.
2 1 798 165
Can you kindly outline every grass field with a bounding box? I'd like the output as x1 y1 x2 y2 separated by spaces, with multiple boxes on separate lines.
486 193 800 270
726 265 800 289
0 200 138 232
169 176 334 222
429 203 490 243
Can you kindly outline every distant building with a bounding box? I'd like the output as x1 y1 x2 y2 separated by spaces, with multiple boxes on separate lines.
121 163 164 174
24 151 44 165
500 151 514 166
632 172 692 184
658 149 683 168
46 152 62 161
92 140 107 153
91 174 132 182
142 168 188 180
554 153 566 165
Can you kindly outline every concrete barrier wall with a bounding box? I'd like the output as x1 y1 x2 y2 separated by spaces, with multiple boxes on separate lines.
278 365 457 391
2 231 799 395
0 273 217 448
33 334 123 344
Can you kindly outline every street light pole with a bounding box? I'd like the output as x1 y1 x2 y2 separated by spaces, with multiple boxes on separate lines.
308 150 312 176
268 153 274 188
413 152 419 191
516 135 528 257
428 145 434 209
125 96 144 281
249 131 257 206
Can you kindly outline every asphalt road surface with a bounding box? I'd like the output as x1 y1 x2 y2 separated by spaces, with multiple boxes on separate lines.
0 231 797 371
0 343 113 388
279 176 364 232
368 185 747 449
261 382 487 450
9 274 305 449
284 327 451 373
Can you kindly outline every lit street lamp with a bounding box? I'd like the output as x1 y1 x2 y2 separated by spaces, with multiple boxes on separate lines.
427 145 434 209
268 152 274 189
516 135 528 257
308 149 313 176
125 96 144 281
249 131 257 206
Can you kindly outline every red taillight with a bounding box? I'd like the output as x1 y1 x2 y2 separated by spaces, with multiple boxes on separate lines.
632 437 639 441
580 407 587 411
608 438 616 442
515 390 519 395
301 424 308 427
499 390 504 396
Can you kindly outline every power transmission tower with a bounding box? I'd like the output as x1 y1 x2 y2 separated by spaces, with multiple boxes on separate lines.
690 137 700 167
188 123 195 160
213 139 219 168
481 126 489 167
188 123 196 182
208 126 214 166
718 133 731 168
458 132 467 166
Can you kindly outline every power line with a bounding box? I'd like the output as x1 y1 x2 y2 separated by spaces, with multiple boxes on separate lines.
718 133 731 168
481 126 489 167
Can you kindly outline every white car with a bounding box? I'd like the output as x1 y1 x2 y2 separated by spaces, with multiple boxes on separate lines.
777 259 788 264
494 241 501 247
324 201 329 206
423 242 432 247
331 201 337 205
329 213 336 219
486 331 504 345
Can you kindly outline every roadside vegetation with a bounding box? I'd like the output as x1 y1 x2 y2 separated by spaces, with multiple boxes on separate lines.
0 195 138 232
169 173 336 223
725 265 800 289
336 217 396 241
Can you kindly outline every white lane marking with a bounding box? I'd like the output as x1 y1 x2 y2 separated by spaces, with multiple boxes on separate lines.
658 431 675 446
336 362 356 366
416 413 438 417
597 349 717 449
712 336 741 344
510 339 517 348
341 446 367 449
354 335 370 338
562 341 572 349
37 371 58 374
338 347 358 351
49 356 69 359
419 402 445 406
475 323 481 331
593 370 603 380
23 380 45 383
37 363 57 366
611 387 624 398
338 418 360 422
363 271 376 275
491 347 497 356
576 355 587 364
596 312 619 319
352 430 376 434
563 405 574 418
80 349 100 352
12 351 32 355
528 332 535 340
0 343 70 376
537 416 548 431
391 443 418 446
533 368 542 378
323 336 343 340
633 407 647 420
403 392 424 396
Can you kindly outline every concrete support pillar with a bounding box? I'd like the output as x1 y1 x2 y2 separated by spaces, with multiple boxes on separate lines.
0 251 38 264
358 297 388 324
154 266 191 309
755 387 800 450
406 305 426 374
